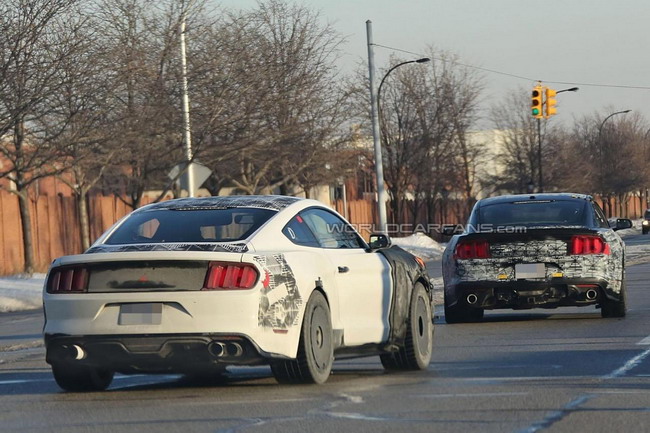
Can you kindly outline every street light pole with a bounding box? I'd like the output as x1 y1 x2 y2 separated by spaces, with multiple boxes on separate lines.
366 20 429 233
180 5 195 197
597 109 631 215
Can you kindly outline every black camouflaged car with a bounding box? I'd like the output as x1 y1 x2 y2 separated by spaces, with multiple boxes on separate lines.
442 193 631 323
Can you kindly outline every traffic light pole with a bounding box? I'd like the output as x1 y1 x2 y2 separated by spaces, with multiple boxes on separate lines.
537 118 543 193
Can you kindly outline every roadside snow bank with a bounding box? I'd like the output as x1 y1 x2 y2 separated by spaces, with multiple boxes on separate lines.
391 232 445 259
0 274 44 313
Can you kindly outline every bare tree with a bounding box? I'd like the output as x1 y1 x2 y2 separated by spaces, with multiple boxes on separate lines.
94 0 191 209
0 0 88 274
369 50 482 229
193 0 350 195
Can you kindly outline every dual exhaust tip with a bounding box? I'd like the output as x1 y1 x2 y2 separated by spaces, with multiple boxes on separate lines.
466 288 598 305
62 341 245 361
208 341 244 358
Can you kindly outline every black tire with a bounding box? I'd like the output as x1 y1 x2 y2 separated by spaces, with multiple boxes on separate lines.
271 291 333 384
643 227 649 235
52 363 114 392
601 281 627 318
444 292 484 324
381 282 433 371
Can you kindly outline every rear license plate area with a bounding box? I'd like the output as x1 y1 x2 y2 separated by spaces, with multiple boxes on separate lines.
515 263 545 279
119 303 163 325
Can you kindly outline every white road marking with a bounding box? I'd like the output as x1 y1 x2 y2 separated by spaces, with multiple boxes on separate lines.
636 335 650 345
422 392 528 398
517 395 593 433
602 347 650 379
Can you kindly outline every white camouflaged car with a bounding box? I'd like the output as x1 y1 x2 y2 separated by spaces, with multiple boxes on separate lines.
43 195 433 391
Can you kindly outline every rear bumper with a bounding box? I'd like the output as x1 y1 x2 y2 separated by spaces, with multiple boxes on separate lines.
447 277 620 310
44 333 277 374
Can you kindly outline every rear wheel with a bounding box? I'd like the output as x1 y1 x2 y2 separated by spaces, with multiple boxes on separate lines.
271 291 333 384
601 281 627 318
381 282 433 370
51 363 114 392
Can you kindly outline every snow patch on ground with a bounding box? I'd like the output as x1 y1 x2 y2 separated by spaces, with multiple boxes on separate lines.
0 274 44 313
391 232 446 259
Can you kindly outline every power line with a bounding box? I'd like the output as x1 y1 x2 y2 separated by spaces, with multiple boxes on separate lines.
371 42 650 91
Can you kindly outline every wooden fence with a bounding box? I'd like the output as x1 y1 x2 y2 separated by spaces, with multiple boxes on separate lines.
0 191 137 275
0 191 645 276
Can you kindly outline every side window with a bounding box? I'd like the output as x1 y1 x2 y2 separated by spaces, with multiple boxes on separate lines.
592 202 609 228
301 208 365 249
282 214 320 247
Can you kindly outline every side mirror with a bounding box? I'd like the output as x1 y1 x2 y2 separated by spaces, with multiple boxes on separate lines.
442 224 463 236
368 233 391 249
613 218 633 231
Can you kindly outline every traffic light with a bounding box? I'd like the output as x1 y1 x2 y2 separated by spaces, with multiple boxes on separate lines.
545 87 557 118
531 86 543 119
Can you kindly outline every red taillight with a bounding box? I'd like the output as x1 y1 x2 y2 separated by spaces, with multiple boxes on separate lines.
202 262 259 290
569 235 611 255
47 267 88 293
454 239 491 259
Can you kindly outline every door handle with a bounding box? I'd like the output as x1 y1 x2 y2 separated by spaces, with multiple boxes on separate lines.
338 266 349 273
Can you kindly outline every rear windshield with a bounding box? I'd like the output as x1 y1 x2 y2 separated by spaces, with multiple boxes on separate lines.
105 207 276 244
478 200 588 227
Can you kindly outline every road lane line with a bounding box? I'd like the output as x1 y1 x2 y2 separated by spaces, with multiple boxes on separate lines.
517 395 593 433
602 347 650 379
422 392 528 398
636 335 650 345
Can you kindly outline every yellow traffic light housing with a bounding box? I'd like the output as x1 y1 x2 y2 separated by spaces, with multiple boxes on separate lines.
545 87 557 118
531 85 543 119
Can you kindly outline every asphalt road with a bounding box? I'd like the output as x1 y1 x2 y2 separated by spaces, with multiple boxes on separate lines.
1 237 650 432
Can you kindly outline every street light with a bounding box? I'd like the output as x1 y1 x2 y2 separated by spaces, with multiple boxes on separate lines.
598 109 631 139
373 57 429 232
597 109 631 214
367 49 429 234
556 86 579 94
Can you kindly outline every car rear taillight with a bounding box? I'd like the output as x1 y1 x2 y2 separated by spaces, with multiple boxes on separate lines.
47 267 88 293
202 262 259 290
454 239 491 259
569 235 611 255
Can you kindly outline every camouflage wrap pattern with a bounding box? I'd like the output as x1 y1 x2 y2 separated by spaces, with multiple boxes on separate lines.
255 254 303 329
146 195 300 211
86 243 249 254
455 232 624 293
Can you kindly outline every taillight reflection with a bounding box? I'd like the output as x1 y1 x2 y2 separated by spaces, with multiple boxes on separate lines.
202 262 259 290
454 239 491 259
570 235 611 255
47 267 88 293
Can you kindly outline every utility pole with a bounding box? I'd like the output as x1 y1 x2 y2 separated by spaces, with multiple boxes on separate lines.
366 20 388 233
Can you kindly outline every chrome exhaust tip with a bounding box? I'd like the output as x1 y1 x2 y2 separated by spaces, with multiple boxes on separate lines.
208 342 227 358
70 344 86 360
466 293 478 305
586 289 598 300
227 342 243 357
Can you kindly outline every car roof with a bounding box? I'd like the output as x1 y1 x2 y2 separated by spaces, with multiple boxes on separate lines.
136 195 303 212
477 193 592 207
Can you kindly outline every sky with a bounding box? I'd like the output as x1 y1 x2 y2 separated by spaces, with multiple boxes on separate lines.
223 0 650 128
